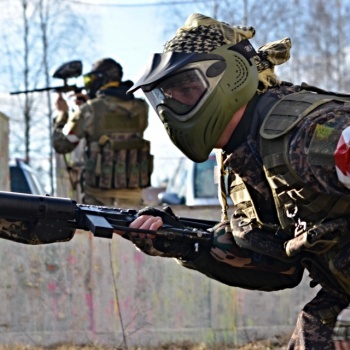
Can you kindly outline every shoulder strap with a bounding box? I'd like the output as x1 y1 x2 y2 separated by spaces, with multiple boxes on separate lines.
215 149 229 222
260 90 335 140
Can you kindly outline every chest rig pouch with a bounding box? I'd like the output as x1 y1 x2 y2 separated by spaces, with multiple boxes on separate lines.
85 97 153 190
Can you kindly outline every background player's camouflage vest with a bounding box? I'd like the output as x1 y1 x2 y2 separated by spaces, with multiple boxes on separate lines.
84 96 153 190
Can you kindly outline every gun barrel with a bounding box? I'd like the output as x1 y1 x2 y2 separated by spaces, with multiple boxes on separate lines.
10 86 60 94
10 85 83 95
0 191 77 221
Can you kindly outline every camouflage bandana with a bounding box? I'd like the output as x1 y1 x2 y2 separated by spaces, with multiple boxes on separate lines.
163 13 291 93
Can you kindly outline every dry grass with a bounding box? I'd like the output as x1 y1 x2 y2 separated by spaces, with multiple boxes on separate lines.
0 336 290 350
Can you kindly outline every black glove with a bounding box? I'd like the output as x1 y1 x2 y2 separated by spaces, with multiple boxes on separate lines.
129 206 200 259
138 206 184 228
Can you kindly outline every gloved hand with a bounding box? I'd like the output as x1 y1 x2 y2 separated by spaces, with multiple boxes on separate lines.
128 206 199 259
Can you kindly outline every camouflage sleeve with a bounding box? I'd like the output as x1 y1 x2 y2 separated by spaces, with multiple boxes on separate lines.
179 221 304 292
0 218 74 245
289 289 349 349
52 129 79 154
52 108 85 155
289 100 350 195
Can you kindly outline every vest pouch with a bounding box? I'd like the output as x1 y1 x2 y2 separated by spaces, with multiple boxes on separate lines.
114 149 127 189
85 141 99 187
99 142 113 189
139 140 153 187
127 149 140 188
112 135 138 189
111 136 153 189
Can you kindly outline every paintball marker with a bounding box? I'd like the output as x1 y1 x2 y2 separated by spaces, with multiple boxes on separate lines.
0 191 214 250
10 60 84 95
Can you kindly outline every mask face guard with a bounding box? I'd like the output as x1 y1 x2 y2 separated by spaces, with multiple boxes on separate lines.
129 40 259 162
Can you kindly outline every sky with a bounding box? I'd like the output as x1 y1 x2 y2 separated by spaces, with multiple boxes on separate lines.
0 0 209 189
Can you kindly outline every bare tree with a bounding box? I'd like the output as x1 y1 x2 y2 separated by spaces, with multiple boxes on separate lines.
21 0 34 164
159 0 350 92
301 0 350 91
0 0 96 194
38 0 61 194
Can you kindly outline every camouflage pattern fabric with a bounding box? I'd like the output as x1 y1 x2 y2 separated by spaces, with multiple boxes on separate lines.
177 83 350 349
210 220 298 275
139 141 153 187
128 149 139 188
231 89 350 348
84 141 99 187
180 220 304 292
0 218 38 244
286 94 350 296
114 149 127 188
0 218 73 245
288 290 349 350
289 100 350 195
99 141 113 189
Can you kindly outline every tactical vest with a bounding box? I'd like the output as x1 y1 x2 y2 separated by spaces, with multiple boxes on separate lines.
260 89 350 233
224 87 350 295
84 95 153 190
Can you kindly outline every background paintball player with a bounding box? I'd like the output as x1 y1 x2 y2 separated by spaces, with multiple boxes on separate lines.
53 58 153 207
119 13 350 350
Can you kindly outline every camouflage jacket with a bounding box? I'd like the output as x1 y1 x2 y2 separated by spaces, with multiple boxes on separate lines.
181 82 350 297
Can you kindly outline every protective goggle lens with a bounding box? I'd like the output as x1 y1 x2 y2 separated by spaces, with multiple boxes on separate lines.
144 60 225 121
83 73 96 89
158 69 207 114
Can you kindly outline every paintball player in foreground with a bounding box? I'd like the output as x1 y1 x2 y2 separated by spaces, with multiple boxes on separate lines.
53 58 153 207
121 13 350 349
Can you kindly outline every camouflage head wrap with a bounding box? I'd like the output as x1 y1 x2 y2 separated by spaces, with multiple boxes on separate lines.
163 13 291 93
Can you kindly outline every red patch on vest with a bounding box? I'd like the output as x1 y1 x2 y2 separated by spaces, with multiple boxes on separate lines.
335 127 350 188
335 134 349 175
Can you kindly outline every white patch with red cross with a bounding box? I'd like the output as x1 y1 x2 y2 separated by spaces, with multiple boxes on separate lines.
335 126 350 189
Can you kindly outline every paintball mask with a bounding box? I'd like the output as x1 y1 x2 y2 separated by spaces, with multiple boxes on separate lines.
128 13 291 162
83 70 109 99
128 40 259 162
84 58 123 98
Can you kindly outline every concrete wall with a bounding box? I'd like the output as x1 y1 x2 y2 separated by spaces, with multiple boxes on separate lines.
0 204 318 348
0 143 317 348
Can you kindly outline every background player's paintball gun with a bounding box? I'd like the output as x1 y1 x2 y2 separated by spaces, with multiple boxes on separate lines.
10 60 84 95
